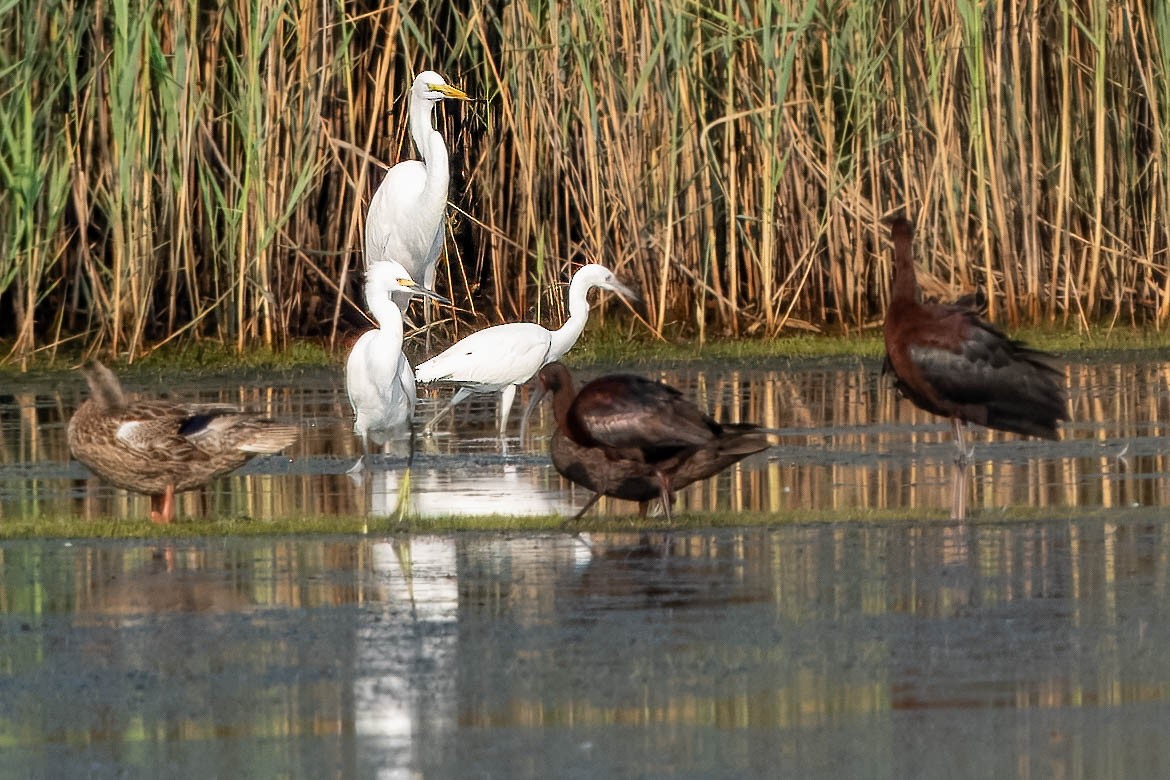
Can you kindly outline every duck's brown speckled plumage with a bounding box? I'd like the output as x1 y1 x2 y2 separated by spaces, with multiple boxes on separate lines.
535 362 770 520
67 360 299 522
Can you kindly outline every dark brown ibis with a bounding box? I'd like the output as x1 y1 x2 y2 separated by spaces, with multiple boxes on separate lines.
529 362 770 521
881 217 1069 518
67 360 299 523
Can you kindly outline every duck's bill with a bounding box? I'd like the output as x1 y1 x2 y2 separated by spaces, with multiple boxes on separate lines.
399 280 451 305
430 83 470 101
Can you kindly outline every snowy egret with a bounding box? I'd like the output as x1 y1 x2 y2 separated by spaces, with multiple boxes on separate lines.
67 360 299 523
346 260 450 472
414 263 638 436
530 362 769 522
365 71 470 319
882 217 1068 519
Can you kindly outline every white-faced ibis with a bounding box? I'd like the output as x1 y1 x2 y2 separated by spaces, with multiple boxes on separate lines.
415 264 638 436
365 70 469 343
67 360 299 523
881 217 1069 518
346 260 449 472
530 362 770 521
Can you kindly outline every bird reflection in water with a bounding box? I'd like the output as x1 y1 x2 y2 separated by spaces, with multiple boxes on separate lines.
367 466 576 519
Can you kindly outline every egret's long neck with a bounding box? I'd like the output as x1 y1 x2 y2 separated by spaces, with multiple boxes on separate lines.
547 278 594 362
891 232 919 305
408 95 451 209
409 94 436 160
368 287 405 347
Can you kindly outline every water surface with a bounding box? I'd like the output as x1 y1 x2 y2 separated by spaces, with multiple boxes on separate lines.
3 354 1170 776
1 356 1167 521
3 519 1170 778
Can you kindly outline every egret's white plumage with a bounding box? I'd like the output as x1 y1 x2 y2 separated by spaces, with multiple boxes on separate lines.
346 261 448 470
415 264 638 436
365 71 469 312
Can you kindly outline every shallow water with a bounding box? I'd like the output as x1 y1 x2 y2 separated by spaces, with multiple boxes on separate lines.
2 356 1169 521
3 355 1170 777
3 520 1170 778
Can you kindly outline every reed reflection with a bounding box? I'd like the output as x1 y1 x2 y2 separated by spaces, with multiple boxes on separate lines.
2 359 1170 520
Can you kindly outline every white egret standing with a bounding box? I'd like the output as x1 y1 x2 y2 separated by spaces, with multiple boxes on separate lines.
365 71 470 320
414 264 638 436
347 260 450 473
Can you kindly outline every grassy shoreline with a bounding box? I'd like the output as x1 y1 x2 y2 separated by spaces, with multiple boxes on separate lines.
3 325 1170 382
0 505 1154 542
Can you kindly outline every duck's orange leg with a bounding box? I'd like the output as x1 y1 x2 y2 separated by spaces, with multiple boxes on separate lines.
150 485 176 523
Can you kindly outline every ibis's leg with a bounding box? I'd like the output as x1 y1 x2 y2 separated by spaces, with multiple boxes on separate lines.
952 418 974 466
653 475 676 559
949 418 971 521
656 471 674 523
950 458 969 521
568 493 602 523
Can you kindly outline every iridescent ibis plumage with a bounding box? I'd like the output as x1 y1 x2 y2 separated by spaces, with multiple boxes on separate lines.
67 360 299 523
881 217 1069 519
530 363 770 521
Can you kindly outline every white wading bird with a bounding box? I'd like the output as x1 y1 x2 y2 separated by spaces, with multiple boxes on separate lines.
414 263 638 436
365 70 470 321
347 260 449 473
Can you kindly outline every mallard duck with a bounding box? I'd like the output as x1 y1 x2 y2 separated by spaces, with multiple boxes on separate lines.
67 360 299 523
528 362 770 521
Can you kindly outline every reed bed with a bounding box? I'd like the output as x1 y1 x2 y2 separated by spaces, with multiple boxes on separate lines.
0 0 1166 364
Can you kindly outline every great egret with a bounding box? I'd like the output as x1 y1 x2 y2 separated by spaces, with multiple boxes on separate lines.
415 263 638 436
881 217 1068 519
365 71 470 319
346 260 450 473
67 360 299 523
